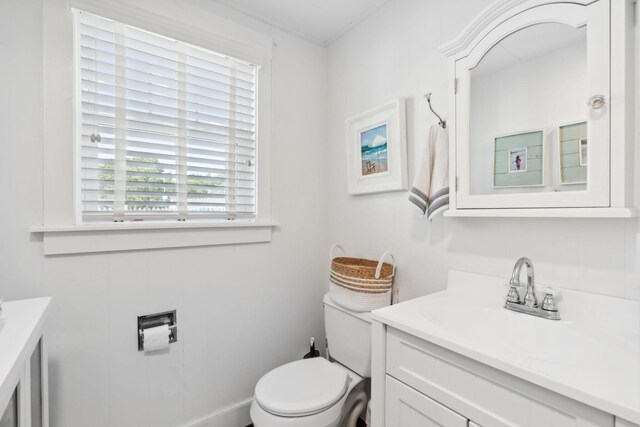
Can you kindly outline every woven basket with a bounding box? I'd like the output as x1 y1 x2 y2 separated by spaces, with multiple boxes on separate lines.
329 245 396 311
329 283 391 312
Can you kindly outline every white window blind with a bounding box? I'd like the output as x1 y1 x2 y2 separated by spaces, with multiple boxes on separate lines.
75 10 258 222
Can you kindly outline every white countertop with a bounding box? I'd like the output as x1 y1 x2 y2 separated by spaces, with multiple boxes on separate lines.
0 297 51 412
372 271 640 424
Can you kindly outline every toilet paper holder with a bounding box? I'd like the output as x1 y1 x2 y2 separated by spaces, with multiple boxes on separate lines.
137 310 177 351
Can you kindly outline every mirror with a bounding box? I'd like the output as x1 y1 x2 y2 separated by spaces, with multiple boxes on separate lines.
468 22 587 195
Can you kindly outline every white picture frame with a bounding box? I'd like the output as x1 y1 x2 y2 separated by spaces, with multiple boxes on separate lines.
492 129 545 189
345 99 407 195
557 120 588 185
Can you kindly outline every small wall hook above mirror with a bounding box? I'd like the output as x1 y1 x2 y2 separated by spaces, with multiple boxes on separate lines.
425 93 446 129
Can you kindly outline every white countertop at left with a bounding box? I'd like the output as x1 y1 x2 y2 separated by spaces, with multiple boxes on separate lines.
0 297 51 413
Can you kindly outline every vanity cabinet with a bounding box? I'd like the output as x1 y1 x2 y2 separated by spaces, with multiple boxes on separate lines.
383 327 612 427
0 299 51 427
370 270 640 427
374 323 640 426
385 375 467 426
440 0 636 217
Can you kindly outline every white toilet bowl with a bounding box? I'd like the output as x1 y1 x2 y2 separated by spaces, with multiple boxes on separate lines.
251 294 372 427
250 357 366 427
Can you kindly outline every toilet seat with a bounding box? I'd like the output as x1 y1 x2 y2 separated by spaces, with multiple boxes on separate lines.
254 358 349 417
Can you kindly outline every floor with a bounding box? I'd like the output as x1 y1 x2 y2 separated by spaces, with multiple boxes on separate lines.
246 418 367 427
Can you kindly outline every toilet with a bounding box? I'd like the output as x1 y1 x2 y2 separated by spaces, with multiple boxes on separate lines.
250 293 372 427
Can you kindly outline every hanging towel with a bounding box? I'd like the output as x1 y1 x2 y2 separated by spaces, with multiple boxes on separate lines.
409 124 449 220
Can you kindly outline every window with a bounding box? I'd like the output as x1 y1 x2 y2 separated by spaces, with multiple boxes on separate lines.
75 10 258 222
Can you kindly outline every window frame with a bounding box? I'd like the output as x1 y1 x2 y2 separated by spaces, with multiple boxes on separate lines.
71 7 271 226
31 3 275 255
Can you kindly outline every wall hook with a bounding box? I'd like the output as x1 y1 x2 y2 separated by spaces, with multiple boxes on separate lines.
425 93 446 129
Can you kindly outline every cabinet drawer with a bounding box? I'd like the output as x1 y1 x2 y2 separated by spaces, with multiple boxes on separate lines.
386 375 467 427
386 327 613 427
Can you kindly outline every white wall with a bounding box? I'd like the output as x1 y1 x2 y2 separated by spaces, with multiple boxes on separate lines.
326 0 639 303
0 0 328 426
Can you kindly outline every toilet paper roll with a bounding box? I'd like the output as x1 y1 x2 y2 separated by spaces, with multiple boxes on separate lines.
143 324 170 352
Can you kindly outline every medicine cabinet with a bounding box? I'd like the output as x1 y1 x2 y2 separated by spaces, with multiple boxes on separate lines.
440 0 636 217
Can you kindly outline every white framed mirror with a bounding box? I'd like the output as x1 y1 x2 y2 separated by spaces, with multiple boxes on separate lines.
456 1 609 209
439 0 635 217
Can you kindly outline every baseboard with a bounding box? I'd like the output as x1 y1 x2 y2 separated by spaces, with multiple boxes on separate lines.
183 398 253 427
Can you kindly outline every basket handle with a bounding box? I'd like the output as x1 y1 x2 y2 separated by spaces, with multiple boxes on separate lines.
375 251 395 279
330 244 347 261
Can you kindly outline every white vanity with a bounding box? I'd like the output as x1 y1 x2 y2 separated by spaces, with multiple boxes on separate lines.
0 298 51 427
370 270 639 427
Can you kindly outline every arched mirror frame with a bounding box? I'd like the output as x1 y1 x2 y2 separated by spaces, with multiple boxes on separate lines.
440 0 636 217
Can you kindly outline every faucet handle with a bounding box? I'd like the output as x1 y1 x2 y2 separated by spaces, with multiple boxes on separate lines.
505 279 523 303
506 285 521 303
541 287 560 312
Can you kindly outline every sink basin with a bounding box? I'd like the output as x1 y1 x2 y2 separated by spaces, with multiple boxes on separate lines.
416 297 638 373
372 270 640 424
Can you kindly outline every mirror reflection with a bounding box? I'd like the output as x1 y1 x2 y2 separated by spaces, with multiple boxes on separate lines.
559 121 587 184
469 23 587 195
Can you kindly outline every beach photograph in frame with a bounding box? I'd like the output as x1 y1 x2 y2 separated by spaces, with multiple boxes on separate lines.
345 99 407 195
493 130 544 188
360 124 389 176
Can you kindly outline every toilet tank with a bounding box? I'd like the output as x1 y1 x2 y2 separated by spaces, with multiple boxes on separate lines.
323 293 372 377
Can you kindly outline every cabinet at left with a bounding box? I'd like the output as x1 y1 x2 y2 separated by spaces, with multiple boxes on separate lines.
0 298 51 427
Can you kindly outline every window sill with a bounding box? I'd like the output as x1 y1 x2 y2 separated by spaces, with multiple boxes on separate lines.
30 220 279 255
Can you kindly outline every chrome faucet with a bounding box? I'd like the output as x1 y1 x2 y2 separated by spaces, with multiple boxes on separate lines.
509 257 537 307
504 257 560 320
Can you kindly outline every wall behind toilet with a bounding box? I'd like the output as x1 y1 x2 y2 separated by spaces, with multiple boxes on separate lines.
0 0 328 426
325 0 640 302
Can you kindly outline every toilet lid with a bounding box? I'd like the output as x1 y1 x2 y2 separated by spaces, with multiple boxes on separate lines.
254 358 349 417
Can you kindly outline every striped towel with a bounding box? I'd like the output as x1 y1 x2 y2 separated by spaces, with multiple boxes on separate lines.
409 124 449 220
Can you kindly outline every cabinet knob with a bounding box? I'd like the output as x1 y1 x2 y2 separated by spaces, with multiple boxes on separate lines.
587 94 606 110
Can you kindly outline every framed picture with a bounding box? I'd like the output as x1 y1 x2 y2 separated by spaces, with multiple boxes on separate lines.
508 147 528 173
558 121 587 185
493 130 544 188
579 138 588 166
345 99 407 195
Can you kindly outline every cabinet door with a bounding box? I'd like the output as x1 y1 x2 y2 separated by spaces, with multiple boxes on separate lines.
453 0 610 209
385 376 467 427
386 327 614 427
0 388 18 427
